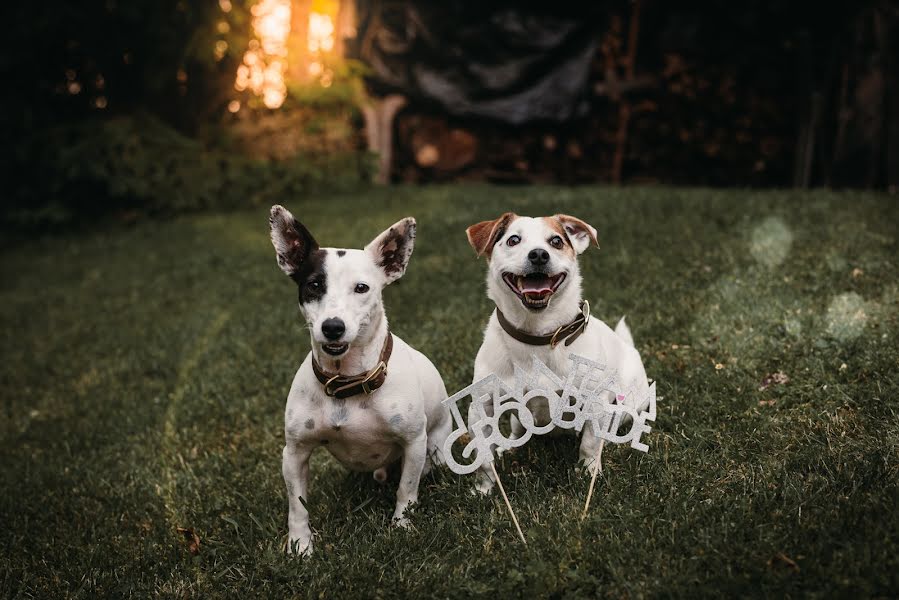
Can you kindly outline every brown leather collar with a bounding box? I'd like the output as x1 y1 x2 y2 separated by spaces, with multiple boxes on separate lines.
311 332 393 399
496 301 590 348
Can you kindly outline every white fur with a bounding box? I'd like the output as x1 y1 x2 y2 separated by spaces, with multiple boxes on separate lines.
271 208 451 555
614 317 634 347
468 216 651 493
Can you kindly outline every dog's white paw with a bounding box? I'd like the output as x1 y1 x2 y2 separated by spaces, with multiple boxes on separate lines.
470 470 495 495
286 536 313 556
392 515 411 529
391 508 415 529
578 457 602 478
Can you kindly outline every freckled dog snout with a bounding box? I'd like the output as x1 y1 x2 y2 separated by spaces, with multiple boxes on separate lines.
321 318 345 340
528 248 550 266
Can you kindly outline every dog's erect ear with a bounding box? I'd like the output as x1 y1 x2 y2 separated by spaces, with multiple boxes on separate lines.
466 212 517 258
553 214 598 255
365 217 416 284
270 205 319 276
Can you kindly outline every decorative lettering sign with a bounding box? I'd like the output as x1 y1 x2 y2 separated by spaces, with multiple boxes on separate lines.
442 354 656 475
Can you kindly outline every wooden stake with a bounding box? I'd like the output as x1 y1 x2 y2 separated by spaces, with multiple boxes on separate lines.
489 461 526 544
581 439 605 520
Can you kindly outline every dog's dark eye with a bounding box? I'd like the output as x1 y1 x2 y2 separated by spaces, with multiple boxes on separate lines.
307 281 321 291
506 235 521 247
354 283 370 294
549 236 564 249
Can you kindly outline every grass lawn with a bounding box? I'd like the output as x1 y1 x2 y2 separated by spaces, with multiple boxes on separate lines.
1 186 897 598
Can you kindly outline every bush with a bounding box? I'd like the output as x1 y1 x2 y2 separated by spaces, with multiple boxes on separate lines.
7 113 373 228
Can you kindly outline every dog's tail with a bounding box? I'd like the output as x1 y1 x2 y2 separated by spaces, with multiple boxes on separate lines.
614 316 635 347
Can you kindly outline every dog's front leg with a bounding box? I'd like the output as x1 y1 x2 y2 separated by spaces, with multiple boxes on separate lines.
578 420 603 472
393 431 427 527
283 442 314 555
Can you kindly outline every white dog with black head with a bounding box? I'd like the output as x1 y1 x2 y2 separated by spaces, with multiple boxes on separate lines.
269 205 451 555
465 213 652 493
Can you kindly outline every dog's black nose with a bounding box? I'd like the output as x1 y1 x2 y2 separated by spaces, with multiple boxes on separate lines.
528 248 550 266
321 318 345 340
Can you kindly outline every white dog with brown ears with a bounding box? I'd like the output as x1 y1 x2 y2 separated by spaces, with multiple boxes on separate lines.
465 213 652 493
269 205 451 555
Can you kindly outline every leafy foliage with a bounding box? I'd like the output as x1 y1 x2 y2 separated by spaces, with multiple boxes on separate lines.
8 114 372 227
286 59 371 110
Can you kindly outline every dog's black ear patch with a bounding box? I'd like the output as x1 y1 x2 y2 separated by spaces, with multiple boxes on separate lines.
366 218 416 284
270 205 319 276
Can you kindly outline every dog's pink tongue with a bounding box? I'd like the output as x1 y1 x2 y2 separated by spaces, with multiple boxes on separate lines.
520 276 552 294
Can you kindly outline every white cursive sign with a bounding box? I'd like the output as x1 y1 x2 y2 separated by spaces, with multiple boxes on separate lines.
442 354 656 474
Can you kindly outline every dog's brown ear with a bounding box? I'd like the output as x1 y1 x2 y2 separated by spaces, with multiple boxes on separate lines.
270 205 319 276
466 212 517 258
553 214 598 255
365 217 416 284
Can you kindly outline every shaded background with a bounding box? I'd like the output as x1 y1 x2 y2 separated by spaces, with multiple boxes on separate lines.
2 0 896 227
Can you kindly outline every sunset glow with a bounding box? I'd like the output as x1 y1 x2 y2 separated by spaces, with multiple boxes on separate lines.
234 2 340 108
307 12 335 86
235 0 291 109
307 12 335 53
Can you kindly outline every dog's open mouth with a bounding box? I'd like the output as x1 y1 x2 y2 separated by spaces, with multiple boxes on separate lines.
322 343 349 356
502 272 566 310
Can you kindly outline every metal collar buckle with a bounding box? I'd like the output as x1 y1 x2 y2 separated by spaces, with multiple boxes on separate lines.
549 324 566 348
549 300 590 349
323 374 342 397
360 361 387 395
323 361 387 397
